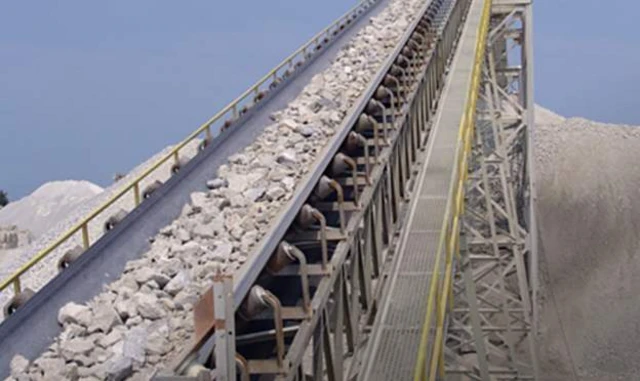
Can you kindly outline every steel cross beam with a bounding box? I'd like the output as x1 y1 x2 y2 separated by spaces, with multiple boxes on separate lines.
445 0 539 379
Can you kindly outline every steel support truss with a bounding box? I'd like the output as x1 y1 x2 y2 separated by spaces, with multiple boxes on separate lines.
444 0 538 380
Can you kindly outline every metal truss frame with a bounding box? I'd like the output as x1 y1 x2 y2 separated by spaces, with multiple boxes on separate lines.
444 0 539 380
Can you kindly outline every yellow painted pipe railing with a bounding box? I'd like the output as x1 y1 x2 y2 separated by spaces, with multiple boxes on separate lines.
0 0 378 299
413 0 492 379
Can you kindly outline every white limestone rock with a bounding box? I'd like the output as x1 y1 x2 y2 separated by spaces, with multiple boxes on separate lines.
98 328 124 349
276 150 298 166
10 355 29 377
164 271 190 296
190 192 209 210
58 302 93 327
114 298 138 321
134 268 170 288
136 294 164 320
206 178 227 190
88 305 122 334
60 337 94 360
266 186 286 201
104 355 133 381
145 320 172 355
122 326 146 365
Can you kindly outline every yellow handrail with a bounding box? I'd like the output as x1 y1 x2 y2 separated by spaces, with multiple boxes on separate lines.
0 0 378 298
413 0 492 379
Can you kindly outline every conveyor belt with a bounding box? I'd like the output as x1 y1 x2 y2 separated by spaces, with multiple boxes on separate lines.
358 0 487 379
0 0 393 375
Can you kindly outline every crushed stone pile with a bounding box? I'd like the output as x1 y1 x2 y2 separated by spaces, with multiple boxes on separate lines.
0 181 103 239
6 0 427 379
535 112 640 380
0 143 199 312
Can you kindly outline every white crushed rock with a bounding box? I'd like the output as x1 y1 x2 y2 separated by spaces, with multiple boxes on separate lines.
0 181 103 239
8 0 428 379
0 143 199 312
535 112 640 380
534 104 565 125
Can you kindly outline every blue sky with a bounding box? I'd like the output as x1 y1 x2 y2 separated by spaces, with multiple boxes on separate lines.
1 0 638 198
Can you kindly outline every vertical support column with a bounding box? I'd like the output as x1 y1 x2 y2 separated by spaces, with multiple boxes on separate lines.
214 273 236 381
522 0 539 348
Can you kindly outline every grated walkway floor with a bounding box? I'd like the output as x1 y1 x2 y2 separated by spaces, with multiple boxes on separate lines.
358 0 487 379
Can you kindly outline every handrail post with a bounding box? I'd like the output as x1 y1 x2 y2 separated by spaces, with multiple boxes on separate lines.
13 278 21 295
81 224 90 249
133 182 141 207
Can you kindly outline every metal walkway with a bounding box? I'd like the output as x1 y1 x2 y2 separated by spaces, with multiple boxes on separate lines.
358 0 487 379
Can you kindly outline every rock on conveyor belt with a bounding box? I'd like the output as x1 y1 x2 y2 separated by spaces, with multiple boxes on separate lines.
0 143 200 313
7 0 426 379
535 113 640 381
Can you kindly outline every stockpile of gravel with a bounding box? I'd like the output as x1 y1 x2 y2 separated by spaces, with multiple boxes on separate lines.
535 113 640 380
0 181 103 239
7 0 427 379
0 142 199 317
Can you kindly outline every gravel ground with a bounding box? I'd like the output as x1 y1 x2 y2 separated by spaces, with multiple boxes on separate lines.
6 1 427 379
0 142 199 314
535 116 640 380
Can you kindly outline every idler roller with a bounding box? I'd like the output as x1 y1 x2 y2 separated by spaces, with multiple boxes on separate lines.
296 204 330 269
269 77 282 91
142 180 163 200
57 245 84 272
297 204 321 229
356 115 384 161
419 18 432 30
314 175 335 199
344 131 367 153
331 152 357 176
408 38 423 54
367 99 388 124
284 68 294 78
314 176 346 232
366 98 386 116
390 65 404 78
329 153 365 204
396 54 411 70
390 64 409 100
238 285 270 319
253 90 268 103
198 135 213 151
266 242 311 314
170 155 191 175
356 114 375 133
402 46 416 60
4 288 35 317
222 118 236 132
104 208 128 232
375 85 399 116
237 286 286 367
